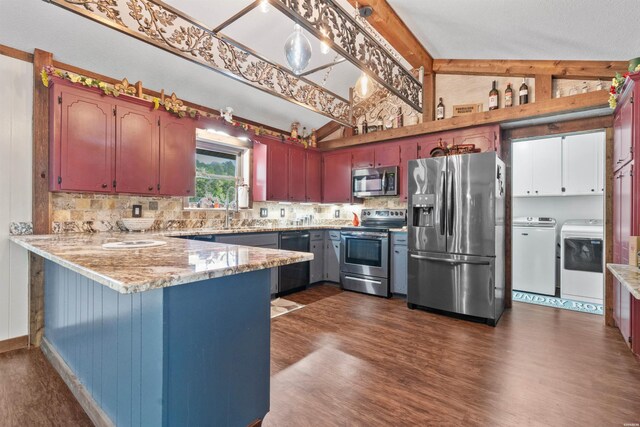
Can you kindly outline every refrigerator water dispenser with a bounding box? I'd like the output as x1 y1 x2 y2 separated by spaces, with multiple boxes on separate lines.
412 194 435 227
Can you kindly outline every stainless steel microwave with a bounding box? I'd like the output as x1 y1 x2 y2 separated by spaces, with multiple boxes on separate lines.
352 166 398 197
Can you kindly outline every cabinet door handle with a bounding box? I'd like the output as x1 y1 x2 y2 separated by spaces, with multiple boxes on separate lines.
186 189 191 194
148 186 153 191
101 183 108 189
394 250 400 254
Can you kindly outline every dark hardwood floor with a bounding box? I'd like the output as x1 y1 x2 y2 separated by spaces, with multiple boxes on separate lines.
0 348 92 426
265 285 640 426
0 284 639 426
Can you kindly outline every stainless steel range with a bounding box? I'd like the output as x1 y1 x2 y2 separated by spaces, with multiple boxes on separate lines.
340 208 406 297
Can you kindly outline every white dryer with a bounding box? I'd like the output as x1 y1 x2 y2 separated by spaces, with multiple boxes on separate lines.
561 219 604 304
512 217 557 295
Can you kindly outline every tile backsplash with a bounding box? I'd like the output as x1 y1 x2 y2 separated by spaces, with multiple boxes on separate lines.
49 193 408 233
50 193 363 233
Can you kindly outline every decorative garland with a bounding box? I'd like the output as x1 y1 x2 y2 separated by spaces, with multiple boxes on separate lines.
609 66 640 109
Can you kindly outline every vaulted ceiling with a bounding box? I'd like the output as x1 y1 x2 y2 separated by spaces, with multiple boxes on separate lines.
387 0 640 60
1 0 637 132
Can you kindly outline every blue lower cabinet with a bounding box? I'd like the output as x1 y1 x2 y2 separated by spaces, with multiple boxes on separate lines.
44 260 271 426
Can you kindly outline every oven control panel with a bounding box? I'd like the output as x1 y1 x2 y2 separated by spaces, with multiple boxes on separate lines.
361 209 407 218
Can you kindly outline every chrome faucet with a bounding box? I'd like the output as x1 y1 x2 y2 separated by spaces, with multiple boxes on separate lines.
224 184 239 229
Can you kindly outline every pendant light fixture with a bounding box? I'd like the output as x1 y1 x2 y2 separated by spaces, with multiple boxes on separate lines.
284 24 312 75
354 72 375 98
259 0 270 13
319 27 330 55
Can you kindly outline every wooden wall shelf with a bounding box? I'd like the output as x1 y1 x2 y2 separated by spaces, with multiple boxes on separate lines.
319 90 611 150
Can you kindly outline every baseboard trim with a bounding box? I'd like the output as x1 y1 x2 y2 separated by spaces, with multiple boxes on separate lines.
41 338 114 427
0 335 28 354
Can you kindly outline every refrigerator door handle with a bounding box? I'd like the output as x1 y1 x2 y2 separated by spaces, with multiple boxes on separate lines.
439 171 446 235
410 253 490 266
447 171 454 236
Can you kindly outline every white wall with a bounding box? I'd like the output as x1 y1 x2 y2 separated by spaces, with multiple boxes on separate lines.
513 195 604 234
0 55 33 341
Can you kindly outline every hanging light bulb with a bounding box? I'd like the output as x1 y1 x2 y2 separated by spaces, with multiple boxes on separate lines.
354 72 375 98
259 0 270 13
319 27 330 55
284 24 312 75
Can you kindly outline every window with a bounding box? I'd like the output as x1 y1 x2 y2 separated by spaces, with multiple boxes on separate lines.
186 130 251 209
190 148 239 205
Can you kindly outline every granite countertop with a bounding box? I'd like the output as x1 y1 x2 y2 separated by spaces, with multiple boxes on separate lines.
607 264 640 299
11 232 313 294
161 225 346 237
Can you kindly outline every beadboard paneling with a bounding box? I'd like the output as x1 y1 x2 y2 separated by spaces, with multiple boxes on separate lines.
0 54 32 341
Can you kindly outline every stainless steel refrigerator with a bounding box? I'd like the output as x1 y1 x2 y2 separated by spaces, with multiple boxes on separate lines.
407 151 506 326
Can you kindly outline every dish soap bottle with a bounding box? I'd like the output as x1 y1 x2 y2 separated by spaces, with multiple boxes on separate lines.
352 212 360 226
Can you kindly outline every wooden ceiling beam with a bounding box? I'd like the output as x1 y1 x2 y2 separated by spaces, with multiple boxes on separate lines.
316 121 344 141
346 0 433 70
433 59 628 80
319 90 610 149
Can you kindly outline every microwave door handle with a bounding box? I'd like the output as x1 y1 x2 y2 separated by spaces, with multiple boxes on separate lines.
381 170 387 194
448 171 454 236
439 171 446 235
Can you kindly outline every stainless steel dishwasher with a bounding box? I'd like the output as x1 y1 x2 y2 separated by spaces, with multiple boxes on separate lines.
278 231 310 295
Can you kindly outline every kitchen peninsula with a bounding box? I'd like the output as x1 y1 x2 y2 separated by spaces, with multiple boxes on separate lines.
10 233 313 427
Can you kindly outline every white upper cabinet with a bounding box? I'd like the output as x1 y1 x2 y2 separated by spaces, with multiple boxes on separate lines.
512 140 534 196
531 137 563 196
513 132 604 197
562 132 605 195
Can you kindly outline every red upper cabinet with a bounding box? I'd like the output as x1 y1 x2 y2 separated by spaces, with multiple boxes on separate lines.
453 125 500 153
351 147 374 169
374 144 401 167
115 102 159 195
51 82 115 193
322 150 352 203
266 140 290 201
252 140 268 202
306 151 322 202
417 134 449 158
614 83 634 170
159 113 196 197
50 79 197 197
398 140 418 202
288 147 307 202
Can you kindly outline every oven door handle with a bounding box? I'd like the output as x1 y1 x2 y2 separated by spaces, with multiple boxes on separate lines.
343 275 383 285
410 254 490 265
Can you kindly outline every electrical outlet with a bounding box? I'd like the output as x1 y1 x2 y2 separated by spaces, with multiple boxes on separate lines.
260 208 268 218
132 204 142 218
334 210 340 218
280 208 285 218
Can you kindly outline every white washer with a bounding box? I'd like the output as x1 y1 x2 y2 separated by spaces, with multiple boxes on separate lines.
561 219 604 304
512 217 557 295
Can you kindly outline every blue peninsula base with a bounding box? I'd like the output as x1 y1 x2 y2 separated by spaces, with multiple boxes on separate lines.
43 260 271 427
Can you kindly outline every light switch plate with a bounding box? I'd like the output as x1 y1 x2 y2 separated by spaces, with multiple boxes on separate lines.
334 210 340 218
280 208 285 218
260 208 268 218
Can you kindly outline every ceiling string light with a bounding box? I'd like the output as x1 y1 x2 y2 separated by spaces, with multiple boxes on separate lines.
284 23 312 75
259 0 270 13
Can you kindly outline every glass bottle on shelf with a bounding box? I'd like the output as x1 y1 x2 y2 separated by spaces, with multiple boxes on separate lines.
436 98 445 120
504 83 513 107
519 78 529 104
489 81 499 110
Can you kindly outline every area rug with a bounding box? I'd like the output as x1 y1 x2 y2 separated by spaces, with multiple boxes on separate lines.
513 291 603 315
270 298 305 319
